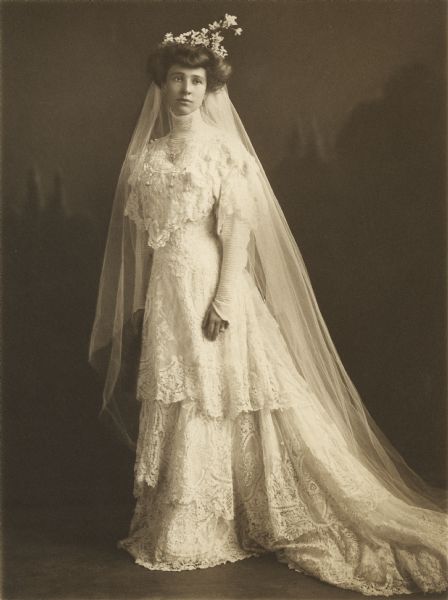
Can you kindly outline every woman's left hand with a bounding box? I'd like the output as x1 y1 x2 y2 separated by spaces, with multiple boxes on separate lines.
202 304 229 341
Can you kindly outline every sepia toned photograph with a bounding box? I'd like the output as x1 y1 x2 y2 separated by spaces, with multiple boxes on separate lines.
2 1 447 598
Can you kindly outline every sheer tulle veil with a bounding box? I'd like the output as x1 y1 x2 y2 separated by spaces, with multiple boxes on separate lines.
89 80 446 514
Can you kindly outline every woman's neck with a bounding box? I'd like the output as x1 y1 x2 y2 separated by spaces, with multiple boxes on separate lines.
169 107 205 138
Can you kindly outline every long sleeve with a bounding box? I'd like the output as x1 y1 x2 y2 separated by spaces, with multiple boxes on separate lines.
211 134 265 323
212 212 250 323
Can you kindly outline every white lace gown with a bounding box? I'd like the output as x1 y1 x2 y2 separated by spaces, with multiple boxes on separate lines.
117 115 447 596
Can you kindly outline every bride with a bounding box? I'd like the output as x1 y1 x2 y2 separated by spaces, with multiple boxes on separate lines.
89 15 447 596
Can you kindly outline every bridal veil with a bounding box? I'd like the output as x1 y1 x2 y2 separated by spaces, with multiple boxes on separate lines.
89 81 446 514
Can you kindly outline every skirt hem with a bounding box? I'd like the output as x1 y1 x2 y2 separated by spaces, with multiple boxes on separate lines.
117 539 264 572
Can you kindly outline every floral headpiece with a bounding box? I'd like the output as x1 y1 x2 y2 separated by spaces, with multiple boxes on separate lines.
160 14 242 59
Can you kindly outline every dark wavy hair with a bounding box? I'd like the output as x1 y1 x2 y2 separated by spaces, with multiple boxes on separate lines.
147 44 232 92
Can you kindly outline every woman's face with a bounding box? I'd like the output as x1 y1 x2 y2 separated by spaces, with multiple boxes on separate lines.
162 64 207 115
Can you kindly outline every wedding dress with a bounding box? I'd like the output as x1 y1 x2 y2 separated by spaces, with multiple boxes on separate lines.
114 106 448 596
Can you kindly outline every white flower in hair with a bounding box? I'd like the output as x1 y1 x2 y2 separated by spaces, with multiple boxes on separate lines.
211 32 224 43
223 14 237 27
160 15 242 58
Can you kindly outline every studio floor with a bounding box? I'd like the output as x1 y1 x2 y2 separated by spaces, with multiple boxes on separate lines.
2 504 446 600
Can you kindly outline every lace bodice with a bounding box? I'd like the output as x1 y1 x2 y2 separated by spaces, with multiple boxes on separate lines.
124 122 262 249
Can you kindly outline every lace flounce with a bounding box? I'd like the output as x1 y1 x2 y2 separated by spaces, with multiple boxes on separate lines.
121 401 448 593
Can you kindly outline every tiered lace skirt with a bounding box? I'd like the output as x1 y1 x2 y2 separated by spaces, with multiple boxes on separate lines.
118 214 448 596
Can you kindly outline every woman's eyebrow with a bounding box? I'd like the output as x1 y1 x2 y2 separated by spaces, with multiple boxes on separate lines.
170 72 204 80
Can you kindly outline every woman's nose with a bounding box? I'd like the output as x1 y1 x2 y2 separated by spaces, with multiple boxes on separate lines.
181 79 192 94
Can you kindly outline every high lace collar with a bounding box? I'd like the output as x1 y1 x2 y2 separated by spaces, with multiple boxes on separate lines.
169 106 207 139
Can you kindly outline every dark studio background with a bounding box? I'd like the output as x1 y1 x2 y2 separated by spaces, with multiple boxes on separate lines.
2 0 447 550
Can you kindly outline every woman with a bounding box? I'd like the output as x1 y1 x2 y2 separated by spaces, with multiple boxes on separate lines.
89 16 447 596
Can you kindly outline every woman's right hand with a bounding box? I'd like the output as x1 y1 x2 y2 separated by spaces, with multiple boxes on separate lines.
202 304 228 341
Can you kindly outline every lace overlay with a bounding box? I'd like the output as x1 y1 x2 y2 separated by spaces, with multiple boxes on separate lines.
118 127 448 596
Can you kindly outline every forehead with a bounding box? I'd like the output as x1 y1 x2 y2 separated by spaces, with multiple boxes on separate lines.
167 64 206 78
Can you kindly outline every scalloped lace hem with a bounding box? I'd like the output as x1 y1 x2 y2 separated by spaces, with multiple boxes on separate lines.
117 539 262 571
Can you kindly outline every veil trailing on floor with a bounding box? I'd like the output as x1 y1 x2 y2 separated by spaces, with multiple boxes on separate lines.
89 81 446 513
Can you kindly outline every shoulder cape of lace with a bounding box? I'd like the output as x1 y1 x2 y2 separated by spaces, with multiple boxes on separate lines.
124 125 264 249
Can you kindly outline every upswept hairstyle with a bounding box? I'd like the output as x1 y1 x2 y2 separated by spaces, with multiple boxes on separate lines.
147 44 232 92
